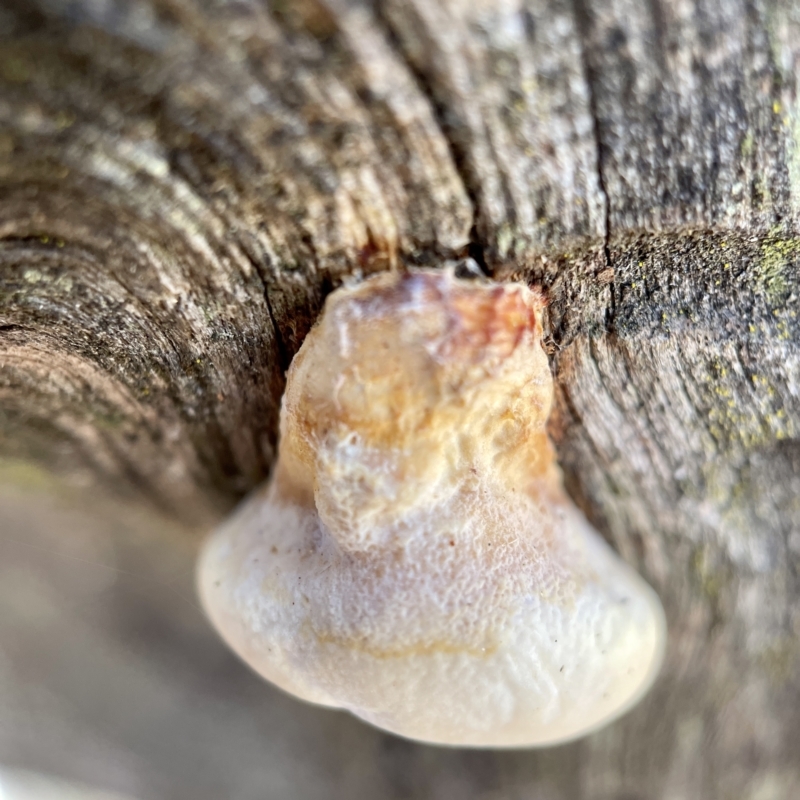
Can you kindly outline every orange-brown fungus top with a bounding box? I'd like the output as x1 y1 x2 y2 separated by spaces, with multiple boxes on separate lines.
275 269 558 551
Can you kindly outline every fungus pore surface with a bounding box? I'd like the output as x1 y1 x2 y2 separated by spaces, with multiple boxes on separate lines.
198 268 666 747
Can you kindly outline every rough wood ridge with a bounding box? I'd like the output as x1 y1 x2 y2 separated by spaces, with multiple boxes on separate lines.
1 0 799 797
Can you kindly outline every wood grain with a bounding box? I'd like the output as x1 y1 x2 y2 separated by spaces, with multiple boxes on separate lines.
1 1 799 797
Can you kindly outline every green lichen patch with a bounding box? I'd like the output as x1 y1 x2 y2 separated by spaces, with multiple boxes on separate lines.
691 543 731 609
752 234 799 306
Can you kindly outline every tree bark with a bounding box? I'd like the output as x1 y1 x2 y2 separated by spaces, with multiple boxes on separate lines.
1 0 799 797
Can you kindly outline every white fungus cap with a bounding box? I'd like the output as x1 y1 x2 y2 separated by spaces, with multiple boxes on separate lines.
198 268 666 747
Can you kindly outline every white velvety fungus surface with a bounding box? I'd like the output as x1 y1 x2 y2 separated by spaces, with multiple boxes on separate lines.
198 268 666 747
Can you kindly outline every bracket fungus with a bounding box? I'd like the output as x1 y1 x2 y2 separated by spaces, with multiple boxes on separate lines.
198 268 666 747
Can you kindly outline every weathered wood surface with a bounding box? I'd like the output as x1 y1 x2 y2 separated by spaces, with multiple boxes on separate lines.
1 0 800 798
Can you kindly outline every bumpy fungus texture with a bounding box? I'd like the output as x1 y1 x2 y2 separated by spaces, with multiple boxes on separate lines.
198 269 666 747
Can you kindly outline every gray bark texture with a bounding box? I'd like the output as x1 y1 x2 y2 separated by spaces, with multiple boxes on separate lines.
1 0 800 798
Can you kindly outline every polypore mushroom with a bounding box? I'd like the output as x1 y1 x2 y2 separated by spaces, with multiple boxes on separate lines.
198 268 666 747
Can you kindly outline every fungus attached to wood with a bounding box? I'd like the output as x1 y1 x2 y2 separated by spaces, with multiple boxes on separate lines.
198 268 666 747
